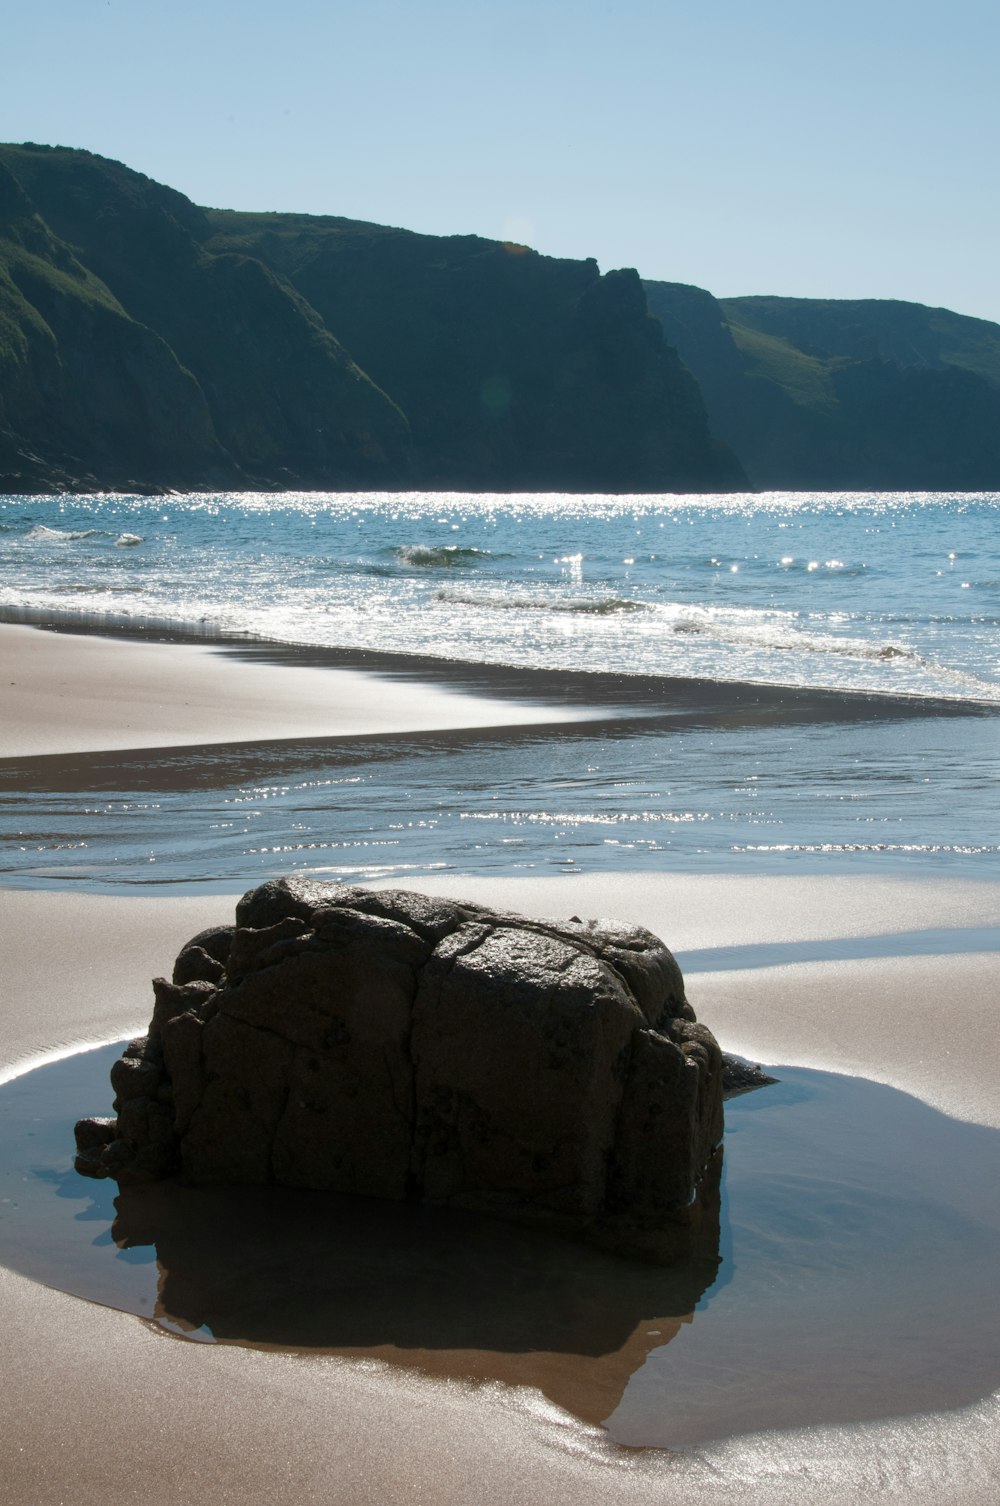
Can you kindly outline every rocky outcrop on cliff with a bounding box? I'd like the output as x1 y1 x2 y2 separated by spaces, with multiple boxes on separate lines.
207 211 744 492
75 879 724 1260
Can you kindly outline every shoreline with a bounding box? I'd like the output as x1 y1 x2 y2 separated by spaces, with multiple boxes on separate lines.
5 484 997 501
0 621 599 758
1 621 998 1503
4 613 998 727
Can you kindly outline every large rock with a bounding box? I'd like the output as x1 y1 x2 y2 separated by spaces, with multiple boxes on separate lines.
75 879 724 1258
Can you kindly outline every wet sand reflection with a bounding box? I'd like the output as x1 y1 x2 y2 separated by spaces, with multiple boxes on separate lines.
2 1047 1000 1448
113 1167 721 1425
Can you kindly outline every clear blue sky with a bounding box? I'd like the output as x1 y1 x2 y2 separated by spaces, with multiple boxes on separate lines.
5 0 999 323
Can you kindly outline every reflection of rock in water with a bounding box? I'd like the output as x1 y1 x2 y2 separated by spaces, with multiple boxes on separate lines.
78 878 725 1262
8 1044 1000 1450
113 1151 722 1426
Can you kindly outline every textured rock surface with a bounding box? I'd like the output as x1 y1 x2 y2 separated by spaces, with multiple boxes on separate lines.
75 879 724 1257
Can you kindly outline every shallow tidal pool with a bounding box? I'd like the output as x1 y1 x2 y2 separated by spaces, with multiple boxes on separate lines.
1 1043 998 1450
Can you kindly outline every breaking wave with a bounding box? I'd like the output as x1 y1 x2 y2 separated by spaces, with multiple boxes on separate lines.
435 589 649 615
26 524 99 542
4 489 998 704
662 604 919 663
394 545 492 568
435 588 917 658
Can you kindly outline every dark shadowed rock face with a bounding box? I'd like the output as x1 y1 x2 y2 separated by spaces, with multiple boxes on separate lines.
76 879 724 1259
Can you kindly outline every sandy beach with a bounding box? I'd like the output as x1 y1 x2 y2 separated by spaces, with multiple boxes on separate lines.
0 622 602 757
1 624 998 1505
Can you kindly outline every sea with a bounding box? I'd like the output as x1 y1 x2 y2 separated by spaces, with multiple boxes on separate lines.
0 488 997 891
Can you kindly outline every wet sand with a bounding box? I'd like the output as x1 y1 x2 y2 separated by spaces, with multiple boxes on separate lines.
1 624 998 1504
0 622 588 757
2 884 998 1505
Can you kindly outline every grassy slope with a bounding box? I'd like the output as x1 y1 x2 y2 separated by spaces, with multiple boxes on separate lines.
0 146 410 488
646 279 1000 488
722 321 837 413
722 295 1000 388
0 155 231 490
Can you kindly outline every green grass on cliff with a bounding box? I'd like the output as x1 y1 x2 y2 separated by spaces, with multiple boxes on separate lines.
722 295 1000 391
0 156 136 368
0 264 42 365
0 230 134 380
724 319 837 413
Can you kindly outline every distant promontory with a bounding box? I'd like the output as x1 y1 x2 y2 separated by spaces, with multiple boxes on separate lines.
2 143 998 495
644 282 1000 491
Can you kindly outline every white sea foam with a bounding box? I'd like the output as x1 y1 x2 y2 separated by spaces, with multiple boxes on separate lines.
3 490 999 703
393 544 490 567
435 587 648 615
25 523 98 542
658 602 918 662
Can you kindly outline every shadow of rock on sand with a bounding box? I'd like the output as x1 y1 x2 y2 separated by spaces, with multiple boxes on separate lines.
112 1168 722 1426
1 1046 1000 1449
607 1066 1000 1447
0 1043 722 1428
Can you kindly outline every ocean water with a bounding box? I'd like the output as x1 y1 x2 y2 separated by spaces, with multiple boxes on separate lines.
2 489 998 699
1 490 998 889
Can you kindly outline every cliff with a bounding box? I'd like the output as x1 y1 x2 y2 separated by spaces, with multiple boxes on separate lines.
0 156 233 493
0 145 410 492
7 139 992 496
644 281 1000 490
0 144 741 494
205 210 741 492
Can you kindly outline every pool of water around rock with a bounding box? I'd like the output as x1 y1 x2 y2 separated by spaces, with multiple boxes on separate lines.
1 1043 998 1449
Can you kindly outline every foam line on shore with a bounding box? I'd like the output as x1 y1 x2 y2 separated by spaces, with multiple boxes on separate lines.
4 611 997 732
0 1032 147 1089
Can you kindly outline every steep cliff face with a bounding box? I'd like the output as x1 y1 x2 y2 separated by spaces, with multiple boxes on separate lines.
645 281 1000 490
542 267 740 492
15 140 993 496
206 211 743 491
0 144 741 494
1 145 411 490
0 157 231 492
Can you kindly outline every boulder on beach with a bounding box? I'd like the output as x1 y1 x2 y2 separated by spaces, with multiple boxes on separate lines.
76 878 724 1258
